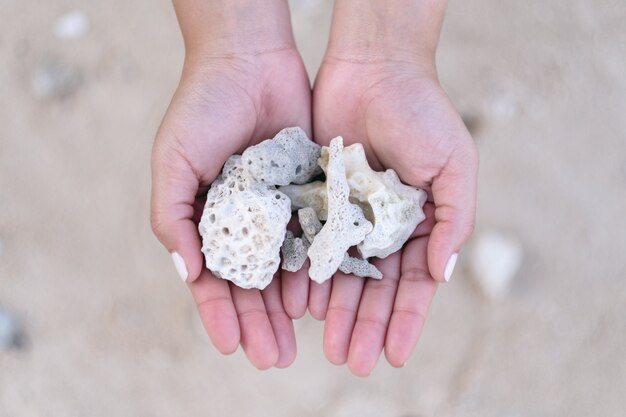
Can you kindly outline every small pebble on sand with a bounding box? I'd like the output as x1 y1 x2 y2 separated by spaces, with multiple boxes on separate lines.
469 230 523 300
0 308 23 350
53 10 90 40
31 63 81 99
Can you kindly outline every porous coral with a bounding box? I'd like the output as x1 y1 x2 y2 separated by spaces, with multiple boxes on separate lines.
338 254 382 279
280 230 309 272
200 128 425 289
199 127 322 289
293 206 381 280
242 127 322 186
339 144 427 259
297 207 322 242
198 156 291 289
280 181 328 220
281 141 427 260
307 137 373 283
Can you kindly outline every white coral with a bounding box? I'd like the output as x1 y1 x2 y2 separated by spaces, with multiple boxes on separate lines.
295 206 381 280
242 127 322 186
281 141 427 260
199 128 425 288
198 156 291 289
279 181 328 220
307 137 373 283
340 144 427 259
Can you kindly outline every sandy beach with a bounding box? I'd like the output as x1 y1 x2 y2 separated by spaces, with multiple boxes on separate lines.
1 1 625 415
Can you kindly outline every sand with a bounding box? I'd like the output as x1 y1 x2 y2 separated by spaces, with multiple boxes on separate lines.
1 0 625 416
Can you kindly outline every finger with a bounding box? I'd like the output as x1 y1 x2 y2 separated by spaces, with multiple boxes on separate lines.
428 144 478 282
262 275 297 368
231 285 279 370
385 237 437 367
151 141 205 283
323 273 365 365
347 252 401 377
308 279 332 320
189 270 240 354
411 201 436 238
281 262 310 319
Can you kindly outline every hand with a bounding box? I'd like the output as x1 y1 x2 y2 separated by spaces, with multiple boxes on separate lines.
309 1 478 375
151 0 311 369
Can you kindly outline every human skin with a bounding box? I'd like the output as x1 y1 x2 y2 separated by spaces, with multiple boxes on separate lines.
151 0 477 374
307 0 478 376
150 0 312 369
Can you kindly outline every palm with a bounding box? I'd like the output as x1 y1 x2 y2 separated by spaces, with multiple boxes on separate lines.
158 50 311 185
310 58 475 375
152 48 312 368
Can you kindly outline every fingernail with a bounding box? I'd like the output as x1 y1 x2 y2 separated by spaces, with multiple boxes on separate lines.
444 253 458 282
171 251 188 282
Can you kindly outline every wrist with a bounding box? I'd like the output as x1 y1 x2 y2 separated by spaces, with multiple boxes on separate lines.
174 0 296 60
325 0 446 69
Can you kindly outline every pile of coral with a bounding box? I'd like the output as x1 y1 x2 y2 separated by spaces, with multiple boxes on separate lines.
198 127 427 289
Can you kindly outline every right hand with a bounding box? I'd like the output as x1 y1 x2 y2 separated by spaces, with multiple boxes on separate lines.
151 9 312 367
307 0 478 375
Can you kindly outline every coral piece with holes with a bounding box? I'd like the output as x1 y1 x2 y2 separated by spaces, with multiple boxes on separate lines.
198 155 291 289
242 127 322 186
332 144 428 259
281 141 428 260
280 230 310 272
199 128 426 288
338 254 382 279
295 206 382 280
307 137 373 283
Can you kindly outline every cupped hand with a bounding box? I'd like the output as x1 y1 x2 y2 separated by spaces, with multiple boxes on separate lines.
310 56 478 375
151 46 312 369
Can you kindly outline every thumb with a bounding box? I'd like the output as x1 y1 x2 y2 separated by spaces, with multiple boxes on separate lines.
151 142 205 283
427 145 478 282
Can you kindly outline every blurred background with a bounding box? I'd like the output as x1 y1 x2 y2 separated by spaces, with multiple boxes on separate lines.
1 0 625 416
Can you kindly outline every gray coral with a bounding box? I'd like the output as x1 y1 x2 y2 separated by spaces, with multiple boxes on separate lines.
297 207 323 243
338 254 382 280
281 230 310 272
242 127 322 186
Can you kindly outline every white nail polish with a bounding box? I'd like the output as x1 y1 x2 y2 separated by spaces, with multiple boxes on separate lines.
444 253 458 282
171 251 188 282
